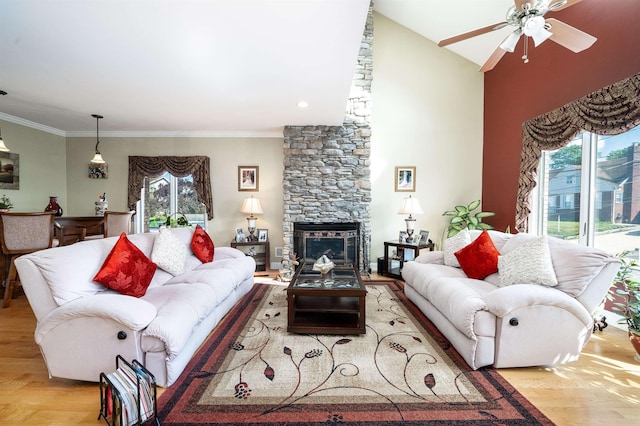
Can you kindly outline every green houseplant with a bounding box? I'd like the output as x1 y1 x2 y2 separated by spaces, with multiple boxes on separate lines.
443 200 495 238
0 194 13 210
608 253 640 360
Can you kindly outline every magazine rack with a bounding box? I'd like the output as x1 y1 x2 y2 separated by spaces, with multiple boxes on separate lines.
98 355 159 426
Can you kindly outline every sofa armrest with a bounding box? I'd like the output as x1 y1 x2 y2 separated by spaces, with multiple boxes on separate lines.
214 246 246 260
34 294 157 344
414 251 444 264
484 284 592 327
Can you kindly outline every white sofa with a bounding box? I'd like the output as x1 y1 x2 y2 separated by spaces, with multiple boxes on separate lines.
402 230 620 370
15 228 255 387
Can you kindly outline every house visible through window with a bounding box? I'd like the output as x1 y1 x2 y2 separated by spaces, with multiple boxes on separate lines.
136 171 207 232
534 125 640 259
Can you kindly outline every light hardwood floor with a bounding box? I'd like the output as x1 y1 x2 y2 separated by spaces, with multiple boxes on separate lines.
1 277 639 425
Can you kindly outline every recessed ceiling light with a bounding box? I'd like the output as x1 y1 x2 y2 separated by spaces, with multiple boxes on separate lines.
297 101 309 109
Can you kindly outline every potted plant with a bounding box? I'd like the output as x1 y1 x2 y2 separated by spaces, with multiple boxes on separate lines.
609 252 640 361
443 200 495 238
0 194 13 211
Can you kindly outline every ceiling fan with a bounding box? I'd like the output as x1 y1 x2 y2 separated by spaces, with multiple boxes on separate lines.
438 0 597 72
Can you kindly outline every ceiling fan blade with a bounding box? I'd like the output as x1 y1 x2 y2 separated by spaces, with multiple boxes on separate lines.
546 18 597 52
549 0 583 12
479 45 508 73
438 21 508 47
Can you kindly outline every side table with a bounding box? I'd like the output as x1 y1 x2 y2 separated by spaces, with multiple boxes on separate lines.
230 240 270 273
382 240 434 279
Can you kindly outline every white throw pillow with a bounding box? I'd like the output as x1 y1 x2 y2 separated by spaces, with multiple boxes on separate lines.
498 235 558 287
443 228 471 267
151 227 187 276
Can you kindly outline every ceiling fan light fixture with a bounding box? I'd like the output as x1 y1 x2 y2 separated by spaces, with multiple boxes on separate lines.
500 30 522 53
523 15 552 47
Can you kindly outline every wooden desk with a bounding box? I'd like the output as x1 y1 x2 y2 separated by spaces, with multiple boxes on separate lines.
55 216 104 246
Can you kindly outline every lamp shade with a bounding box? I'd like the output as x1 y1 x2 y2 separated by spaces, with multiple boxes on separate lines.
398 195 423 216
0 127 9 152
240 196 264 216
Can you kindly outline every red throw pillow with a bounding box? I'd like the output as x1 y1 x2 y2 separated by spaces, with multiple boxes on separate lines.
191 224 214 263
454 230 500 279
93 233 157 297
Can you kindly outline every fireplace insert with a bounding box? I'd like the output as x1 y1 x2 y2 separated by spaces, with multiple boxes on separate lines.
294 222 359 266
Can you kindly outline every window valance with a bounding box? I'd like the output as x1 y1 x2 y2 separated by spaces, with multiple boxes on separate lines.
516 72 640 231
128 156 214 220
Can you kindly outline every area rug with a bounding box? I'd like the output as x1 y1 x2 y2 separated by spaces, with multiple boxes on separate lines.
157 281 553 425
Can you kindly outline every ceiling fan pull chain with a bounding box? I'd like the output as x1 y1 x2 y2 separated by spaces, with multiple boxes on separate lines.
522 35 530 63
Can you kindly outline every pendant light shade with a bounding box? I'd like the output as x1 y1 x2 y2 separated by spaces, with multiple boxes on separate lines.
91 114 105 164
0 127 9 152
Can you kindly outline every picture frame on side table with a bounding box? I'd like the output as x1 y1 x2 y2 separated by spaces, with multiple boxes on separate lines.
419 230 430 244
235 228 247 242
257 228 268 242
238 166 259 191
394 166 415 192
399 231 408 242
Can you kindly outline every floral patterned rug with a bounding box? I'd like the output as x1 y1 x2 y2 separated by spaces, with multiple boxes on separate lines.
157 281 552 425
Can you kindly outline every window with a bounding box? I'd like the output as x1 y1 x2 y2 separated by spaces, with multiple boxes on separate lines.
136 172 207 233
535 125 640 259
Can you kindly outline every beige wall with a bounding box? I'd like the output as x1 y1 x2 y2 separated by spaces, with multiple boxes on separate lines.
64 136 284 265
370 13 484 263
0 119 67 212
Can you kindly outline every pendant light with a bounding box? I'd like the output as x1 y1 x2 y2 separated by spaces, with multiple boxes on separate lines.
0 127 9 152
91 114 105 163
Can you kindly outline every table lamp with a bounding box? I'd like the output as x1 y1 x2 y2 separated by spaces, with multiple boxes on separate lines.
398 195 423 243
240 196 264 241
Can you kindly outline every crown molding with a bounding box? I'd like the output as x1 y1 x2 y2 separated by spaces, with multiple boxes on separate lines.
0 112 66 136
65 130 284 138
0 112 284 138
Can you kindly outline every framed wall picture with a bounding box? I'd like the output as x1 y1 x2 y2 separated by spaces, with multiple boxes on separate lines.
238 166 259 191
88 162 108 179
257 228 268 242
0 152 19 190
395 166 415 192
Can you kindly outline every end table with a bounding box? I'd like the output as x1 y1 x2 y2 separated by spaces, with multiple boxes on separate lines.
381 240 434 279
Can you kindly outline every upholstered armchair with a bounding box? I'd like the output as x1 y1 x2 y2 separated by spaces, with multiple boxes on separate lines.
0 212 55 307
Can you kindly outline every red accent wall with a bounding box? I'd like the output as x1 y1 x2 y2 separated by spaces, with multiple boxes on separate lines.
483 0 640 231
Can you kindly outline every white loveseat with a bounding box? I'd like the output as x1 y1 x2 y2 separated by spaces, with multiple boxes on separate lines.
15 228 255 387
402 230 620 370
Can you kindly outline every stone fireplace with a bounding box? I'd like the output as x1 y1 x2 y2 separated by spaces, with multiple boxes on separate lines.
281 5 372 273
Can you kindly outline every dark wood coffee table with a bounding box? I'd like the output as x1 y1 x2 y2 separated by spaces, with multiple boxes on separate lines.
286 262 366 335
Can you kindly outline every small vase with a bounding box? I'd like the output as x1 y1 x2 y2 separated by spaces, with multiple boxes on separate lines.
44 196 63 217
630 331 640 363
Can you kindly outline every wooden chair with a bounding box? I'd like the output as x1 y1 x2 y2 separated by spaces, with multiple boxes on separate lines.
0 212 55 308
103 211 135 238
76 211 135 241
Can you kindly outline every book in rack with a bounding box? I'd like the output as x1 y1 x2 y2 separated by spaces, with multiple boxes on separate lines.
99 355 158 426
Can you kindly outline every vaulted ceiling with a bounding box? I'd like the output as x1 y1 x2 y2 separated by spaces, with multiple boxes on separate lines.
0 0 575 136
